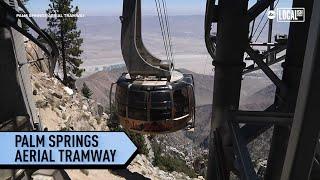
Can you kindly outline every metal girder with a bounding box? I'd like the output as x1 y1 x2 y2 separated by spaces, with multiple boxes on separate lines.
241 124 272 144
233 111 293 126
228 120 259 180
244 43 287 74
280 0 320 178
0 0 41 130
267 1 274 64
261 45 286 59
239 105 277 144
248 0 276 22
0 0 58 74
250 43 277 47
243 55 286 75
211 130 230 180
204 0 217 60
206 0 249 179
265 0 315 179
246 46 287 94
205 0 319 179
311 154 320 180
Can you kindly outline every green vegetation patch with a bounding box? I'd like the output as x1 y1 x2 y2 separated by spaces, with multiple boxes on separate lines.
152 142 197 178
110 126 148 155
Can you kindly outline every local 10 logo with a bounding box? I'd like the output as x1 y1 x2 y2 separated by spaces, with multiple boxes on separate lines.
268 8 305 23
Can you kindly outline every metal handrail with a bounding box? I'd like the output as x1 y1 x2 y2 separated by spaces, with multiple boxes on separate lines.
0 0 59 73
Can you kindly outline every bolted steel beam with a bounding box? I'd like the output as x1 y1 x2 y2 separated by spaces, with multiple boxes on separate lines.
233 111 293 126
206 0 249 179
265 0 315 179
280 0 320 178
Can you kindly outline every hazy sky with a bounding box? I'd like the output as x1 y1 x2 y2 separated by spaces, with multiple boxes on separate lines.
26 0 293 16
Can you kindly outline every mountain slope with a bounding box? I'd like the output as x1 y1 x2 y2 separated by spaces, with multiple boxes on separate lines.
76 67 214 107
76 65 279 176
27 42 203 180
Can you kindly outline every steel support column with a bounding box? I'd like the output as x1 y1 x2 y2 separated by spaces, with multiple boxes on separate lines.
0 0 40 129
281 0 320 178
206 0 249 179
267 2 274 64
265 0 314 179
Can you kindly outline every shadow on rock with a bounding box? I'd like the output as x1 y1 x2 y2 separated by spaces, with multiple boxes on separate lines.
112 169 150 180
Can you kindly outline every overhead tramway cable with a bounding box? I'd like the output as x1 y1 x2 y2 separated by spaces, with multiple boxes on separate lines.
161 0 174 66
154 0 170 63
253 0 279 42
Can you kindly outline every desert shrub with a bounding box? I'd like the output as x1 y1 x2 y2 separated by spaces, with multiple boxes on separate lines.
80 169 89 176
110 126 148 155
81 112 90 120
126 130 148 155
152 142 197 178
62 113 67 120
81 83 93 99
96 117 102 125
35 100 48 108
60 127 69 131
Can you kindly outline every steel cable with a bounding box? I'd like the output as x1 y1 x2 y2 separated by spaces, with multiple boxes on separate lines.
161 0 174 66
154 0 170 62
253 0 280 42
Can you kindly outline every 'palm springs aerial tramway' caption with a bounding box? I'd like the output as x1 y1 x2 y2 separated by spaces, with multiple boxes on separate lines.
14 134 117 163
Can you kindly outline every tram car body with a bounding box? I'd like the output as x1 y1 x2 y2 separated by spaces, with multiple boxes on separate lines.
113 0 196 134
115 72 195 133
